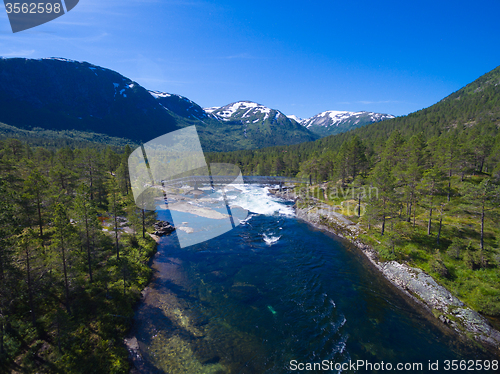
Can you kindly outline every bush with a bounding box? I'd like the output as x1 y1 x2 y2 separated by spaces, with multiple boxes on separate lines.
464 248 490 270
446 237 466 259
494 253 500 266
464 251 479 270
430 258 451 279
471 287 500 316
125 233 139 248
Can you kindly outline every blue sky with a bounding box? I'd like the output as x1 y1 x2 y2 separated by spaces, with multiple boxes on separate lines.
1 0 499 119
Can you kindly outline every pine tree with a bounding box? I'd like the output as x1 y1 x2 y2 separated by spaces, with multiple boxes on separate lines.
74 184 100 282
22 168 49 243
369 159 396 235
418 166 445 235
380 130 404 168
0 179 19 357
460 178 500 250
398 133 426 222
334 142 349 186
18 228 41 325
53 203 73 314
107 176 123 260
346 135 368 179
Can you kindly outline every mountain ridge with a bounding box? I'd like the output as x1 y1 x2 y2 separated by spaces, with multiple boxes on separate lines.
203 102 395 137
208 63 500 167
298 110 395 136
0 57 398 151
0 57 318 151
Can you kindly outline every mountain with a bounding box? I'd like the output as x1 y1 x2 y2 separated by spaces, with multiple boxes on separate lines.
286 114 303 123
149 90 209 121
0 57 181 143
203 101 317 145
0 58 317 151
298 110 395 136
210 63 500 170
341 64 500 143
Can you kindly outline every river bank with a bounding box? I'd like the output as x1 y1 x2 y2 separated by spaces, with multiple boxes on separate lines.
269 187 500 355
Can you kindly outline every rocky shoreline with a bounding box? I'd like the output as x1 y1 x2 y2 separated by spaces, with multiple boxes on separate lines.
270 188 500 355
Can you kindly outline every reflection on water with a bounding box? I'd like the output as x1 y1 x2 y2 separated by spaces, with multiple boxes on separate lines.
128 187 495 374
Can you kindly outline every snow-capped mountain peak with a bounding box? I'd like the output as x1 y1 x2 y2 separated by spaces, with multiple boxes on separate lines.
295 110 395 136
205 101 275 122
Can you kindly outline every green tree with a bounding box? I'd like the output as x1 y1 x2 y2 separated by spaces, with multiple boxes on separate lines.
346 135 368 179
107 176 124 260
0 180 19 358
22 167 49 243
52 203 73 314
418 166 445 235
397 134 427 223
380 130 405 167
334 142 349 186
17 228 41 325
460 178 500 250
73 184 100 282
369 159 396 235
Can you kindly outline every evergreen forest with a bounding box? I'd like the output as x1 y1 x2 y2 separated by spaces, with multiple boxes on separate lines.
0 140 157 373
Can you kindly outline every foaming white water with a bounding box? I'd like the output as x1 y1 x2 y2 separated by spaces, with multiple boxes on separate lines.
263 233 281 245
229 185 295 217
238 213 257 225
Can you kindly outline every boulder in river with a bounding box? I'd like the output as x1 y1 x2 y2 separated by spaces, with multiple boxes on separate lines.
153 220 175 236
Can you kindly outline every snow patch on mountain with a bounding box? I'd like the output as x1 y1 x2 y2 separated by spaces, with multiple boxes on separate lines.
204 101 278 122
204 106 220 113
149 90 172 99
287 114 303 123
301 110 395 129
42 57 78 63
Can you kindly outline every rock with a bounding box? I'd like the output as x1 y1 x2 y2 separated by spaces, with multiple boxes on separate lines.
381 261 464 311
153 220 175 236
268 187 298 201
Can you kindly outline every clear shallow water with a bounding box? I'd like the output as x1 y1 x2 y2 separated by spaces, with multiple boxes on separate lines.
129 186 495 373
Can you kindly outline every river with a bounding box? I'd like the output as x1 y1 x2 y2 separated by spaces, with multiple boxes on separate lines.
127 185 496 373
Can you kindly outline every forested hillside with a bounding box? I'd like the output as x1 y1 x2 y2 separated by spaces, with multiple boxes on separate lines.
0 139 157 373
312 127 500 314
207 65 500 321
0 58 317 152
208 65 500 175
